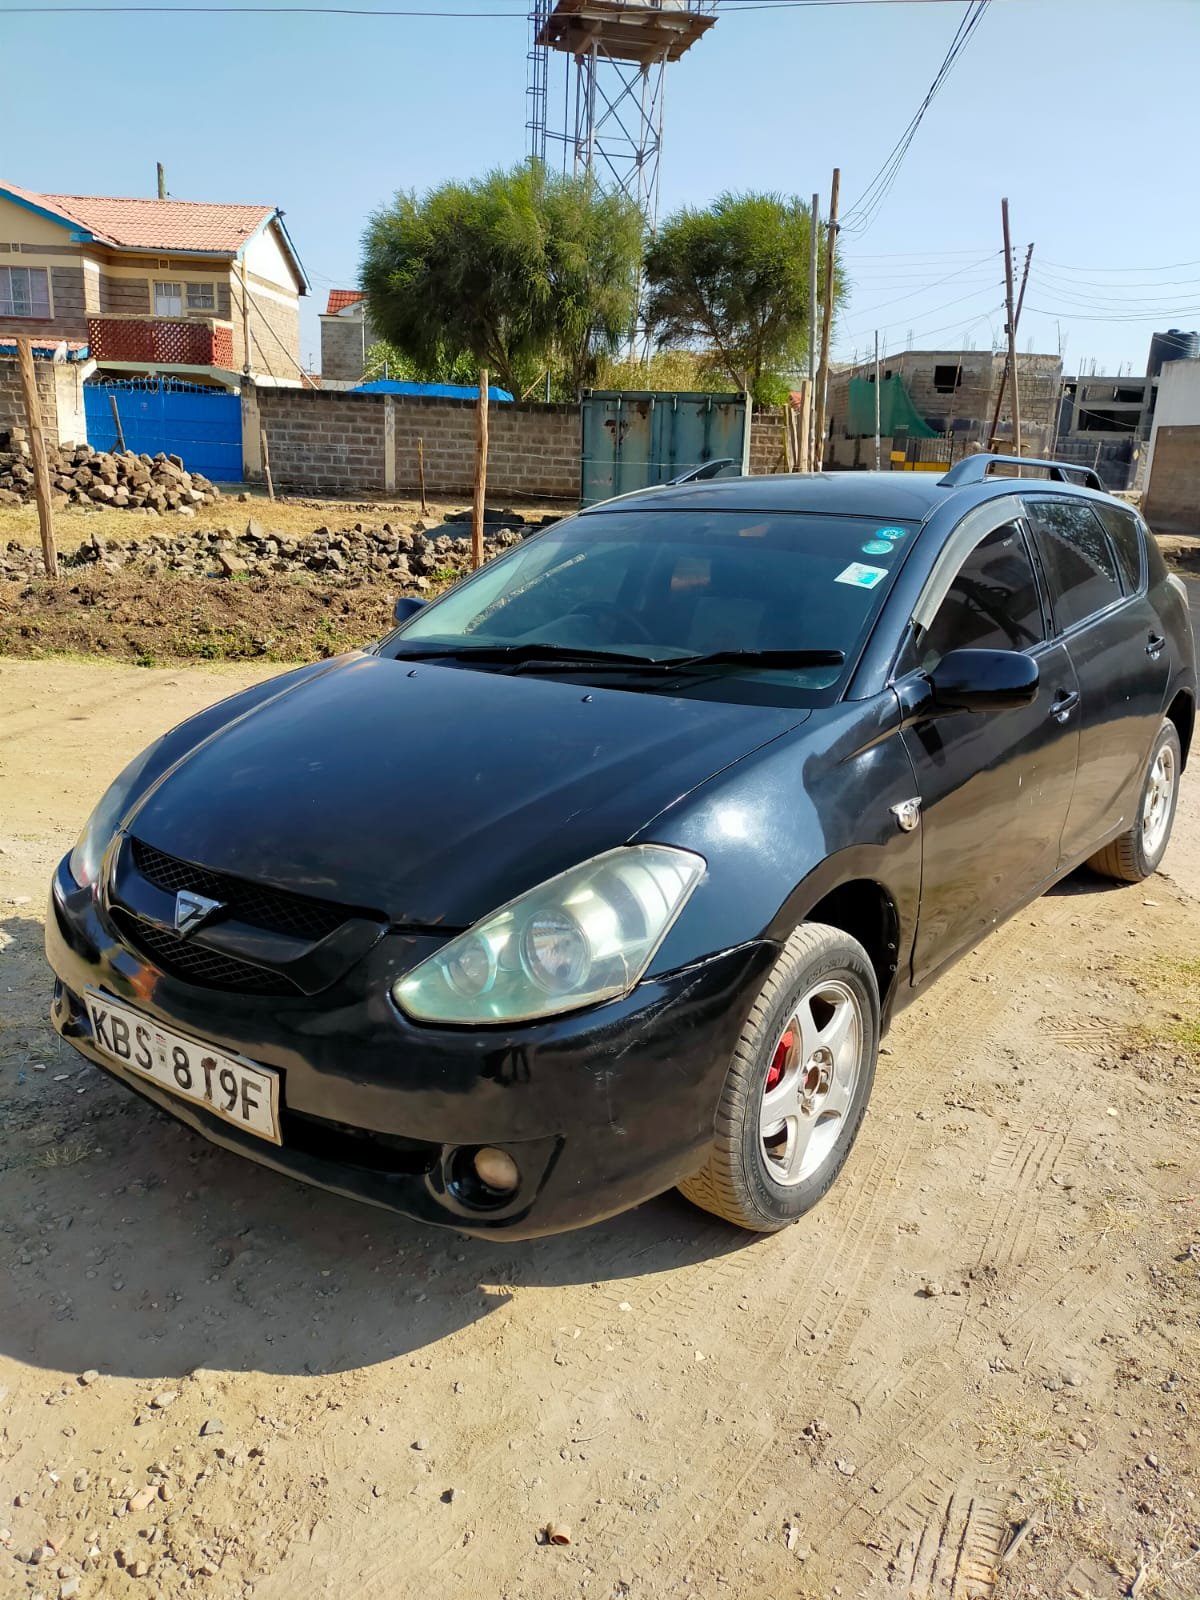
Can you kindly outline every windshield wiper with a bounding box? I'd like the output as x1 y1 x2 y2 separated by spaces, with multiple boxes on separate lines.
510 647 847 676
390 641 659 667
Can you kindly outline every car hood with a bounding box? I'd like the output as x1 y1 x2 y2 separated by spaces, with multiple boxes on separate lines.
127 652 807 926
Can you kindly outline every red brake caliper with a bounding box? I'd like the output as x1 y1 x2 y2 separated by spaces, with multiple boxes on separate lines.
766 1030 794 1092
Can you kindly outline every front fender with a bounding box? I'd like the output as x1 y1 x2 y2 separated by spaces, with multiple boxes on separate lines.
640 693 922 988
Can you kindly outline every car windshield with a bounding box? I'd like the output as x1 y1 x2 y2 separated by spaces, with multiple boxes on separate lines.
379 508 919 706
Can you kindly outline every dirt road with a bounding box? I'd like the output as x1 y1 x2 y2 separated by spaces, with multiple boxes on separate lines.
1 658 1198 1600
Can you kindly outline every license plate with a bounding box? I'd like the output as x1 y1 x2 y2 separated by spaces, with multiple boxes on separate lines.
84 990 281 1144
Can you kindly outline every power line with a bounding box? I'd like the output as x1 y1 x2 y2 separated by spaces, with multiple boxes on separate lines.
1 0 1013 11
844 250 1002 319
839 0 991 237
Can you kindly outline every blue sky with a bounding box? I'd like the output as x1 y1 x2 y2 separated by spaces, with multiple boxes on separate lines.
4 0 1197 377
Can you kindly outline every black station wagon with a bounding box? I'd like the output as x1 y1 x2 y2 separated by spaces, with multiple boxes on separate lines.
47 454 1196 1237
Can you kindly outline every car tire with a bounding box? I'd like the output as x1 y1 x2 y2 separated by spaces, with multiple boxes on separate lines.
677 921 880 1232
1087 719 1182 884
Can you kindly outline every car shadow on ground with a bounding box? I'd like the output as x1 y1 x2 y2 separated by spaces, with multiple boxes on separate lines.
0 916 754 1385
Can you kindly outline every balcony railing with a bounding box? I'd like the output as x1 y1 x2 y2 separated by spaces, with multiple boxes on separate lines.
87 315 235 370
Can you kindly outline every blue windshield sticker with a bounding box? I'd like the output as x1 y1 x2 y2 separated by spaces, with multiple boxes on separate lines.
835 562 888 590
861 539 893 555
876 525 907 541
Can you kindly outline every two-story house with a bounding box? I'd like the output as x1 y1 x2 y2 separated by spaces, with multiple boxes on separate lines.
0 179 308 389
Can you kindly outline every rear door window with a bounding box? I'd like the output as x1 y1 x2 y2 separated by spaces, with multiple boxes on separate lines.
1027 499 1124 631
1091 501 1145 592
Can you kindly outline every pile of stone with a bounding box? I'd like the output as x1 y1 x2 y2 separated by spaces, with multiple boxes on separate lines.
0 441 222 513
0 513 548 586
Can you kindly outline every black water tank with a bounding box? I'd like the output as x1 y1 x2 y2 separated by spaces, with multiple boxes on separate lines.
1147 327 1199 377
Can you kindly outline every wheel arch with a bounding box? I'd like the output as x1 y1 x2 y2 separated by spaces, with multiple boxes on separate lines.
771 874 904 1016
1166 687 1194 770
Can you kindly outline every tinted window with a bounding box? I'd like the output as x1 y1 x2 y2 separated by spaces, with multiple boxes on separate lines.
1092 501 1144 592
1028 500 1123 631
903 521 1044 674
385 510 920 707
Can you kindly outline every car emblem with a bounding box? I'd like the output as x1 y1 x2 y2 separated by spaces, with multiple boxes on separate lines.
174 890 224 936
891 797 922 833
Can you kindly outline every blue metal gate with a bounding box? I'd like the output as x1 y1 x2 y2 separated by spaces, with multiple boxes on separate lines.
84 378 242 482
580 390 749 507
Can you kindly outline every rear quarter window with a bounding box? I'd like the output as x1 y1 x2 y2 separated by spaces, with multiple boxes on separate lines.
1091 501 1145 592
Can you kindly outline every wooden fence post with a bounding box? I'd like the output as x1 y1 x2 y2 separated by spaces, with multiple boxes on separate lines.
259 427 275 501
417 437 428 514
472 370 489 571
16 336 58 578
108 392 127 452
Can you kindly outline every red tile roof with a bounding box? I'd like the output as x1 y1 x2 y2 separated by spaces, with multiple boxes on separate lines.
325 290 364 315
3 179 274 254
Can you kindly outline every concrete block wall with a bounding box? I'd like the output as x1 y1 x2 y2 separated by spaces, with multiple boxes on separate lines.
255 387 581 499
0 354 83 451
1144 425 1200 534
748 408 788 474
238 289 303 383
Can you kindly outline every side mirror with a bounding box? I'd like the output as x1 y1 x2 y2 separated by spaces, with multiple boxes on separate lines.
393 596 426 625
927 648 1039 713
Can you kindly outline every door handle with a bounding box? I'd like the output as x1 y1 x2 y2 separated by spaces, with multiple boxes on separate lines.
1147 633 1166 658
1050 689 1079 723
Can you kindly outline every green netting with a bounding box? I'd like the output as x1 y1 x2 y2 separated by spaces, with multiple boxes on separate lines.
846 375 939 439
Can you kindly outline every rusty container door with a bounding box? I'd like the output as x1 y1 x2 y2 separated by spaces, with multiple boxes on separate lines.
580 390 748 507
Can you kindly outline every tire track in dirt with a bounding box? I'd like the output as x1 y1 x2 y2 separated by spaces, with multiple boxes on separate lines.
657 892 1093 1597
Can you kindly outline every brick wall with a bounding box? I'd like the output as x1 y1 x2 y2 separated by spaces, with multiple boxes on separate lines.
99 274 150 316
257 387 388 493
1144 425 1200 535
256 387 581 499
0 354 80 451
320 315 370 383
748 408 788 474
237 289 302 382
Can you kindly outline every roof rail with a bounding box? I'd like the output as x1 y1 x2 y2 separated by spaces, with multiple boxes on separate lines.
668 457 740 486
939 453 1105 492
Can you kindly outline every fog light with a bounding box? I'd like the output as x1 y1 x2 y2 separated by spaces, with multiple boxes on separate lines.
473 1147 520 1193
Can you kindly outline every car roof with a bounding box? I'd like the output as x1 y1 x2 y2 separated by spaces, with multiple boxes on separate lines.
580 466 1127 524
581 472 949 520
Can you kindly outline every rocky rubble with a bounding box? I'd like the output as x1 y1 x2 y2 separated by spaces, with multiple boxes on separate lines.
0 440 222 513
0 514 544 587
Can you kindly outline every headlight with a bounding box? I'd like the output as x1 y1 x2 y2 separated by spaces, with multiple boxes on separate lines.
68 741 163 889
394 845 705 1024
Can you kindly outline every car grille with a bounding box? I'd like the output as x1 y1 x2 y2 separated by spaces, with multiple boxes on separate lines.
110 908 302 998
130 838 374 942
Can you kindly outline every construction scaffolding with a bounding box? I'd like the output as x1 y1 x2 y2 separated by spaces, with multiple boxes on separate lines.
527 0 716 229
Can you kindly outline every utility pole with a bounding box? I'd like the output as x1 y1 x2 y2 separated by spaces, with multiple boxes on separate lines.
156 162 166 199
873 330 881 472
813 167 840 472
987 236 1034 451
998 198 1021 456
472 369 489 571
806 190 820 472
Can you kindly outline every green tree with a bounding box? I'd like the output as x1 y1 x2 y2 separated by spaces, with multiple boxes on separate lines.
361 164 642 399
361 340 478 387
643 193 841 402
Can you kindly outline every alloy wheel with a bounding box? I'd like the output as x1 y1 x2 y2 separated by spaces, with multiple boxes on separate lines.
759 979 863 1186
1142 743 1175 857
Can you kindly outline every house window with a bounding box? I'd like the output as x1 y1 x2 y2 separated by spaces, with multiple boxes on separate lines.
933 363 962 394
154 280 183 317
0 265 51 319
186 281 216 313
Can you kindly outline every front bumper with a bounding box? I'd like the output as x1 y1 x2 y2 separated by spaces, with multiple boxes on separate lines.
46 857 776 1239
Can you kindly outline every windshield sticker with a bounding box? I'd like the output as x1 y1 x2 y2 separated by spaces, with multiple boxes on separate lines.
835 562 888 590
861 539 894 555
876 526 908 542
